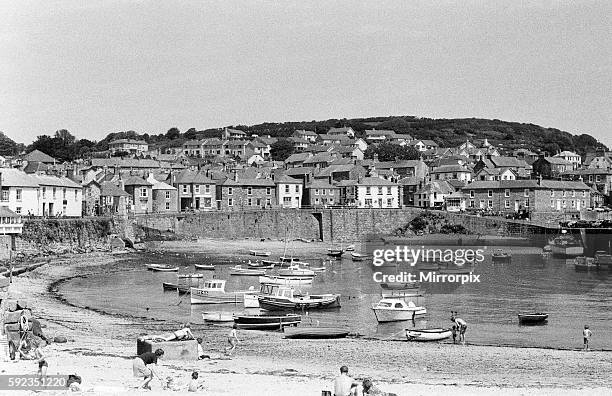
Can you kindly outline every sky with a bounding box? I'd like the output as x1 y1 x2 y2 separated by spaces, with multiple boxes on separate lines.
1 1 611 147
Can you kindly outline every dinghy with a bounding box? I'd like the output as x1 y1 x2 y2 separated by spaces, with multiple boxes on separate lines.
162 282 190 293
202 312 235 323
406 328 452 342
351 252 369 261
284 326 349 339
233 313 301 330
178 273 204 279
194 263 215 270
229 265 266 276
249 250 271 257
259 275 314 286
147 264 179 272
518 313 548 324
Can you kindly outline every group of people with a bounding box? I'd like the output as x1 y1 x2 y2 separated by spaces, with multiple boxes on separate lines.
450 311 468 345
332 365 397 396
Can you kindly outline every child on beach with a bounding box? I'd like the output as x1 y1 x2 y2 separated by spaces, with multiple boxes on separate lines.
451 311 467 345
197 337 210 359
132 348 164 390
33 339 48 378
224 324 240 356
583 325 592 351
188 371 203 392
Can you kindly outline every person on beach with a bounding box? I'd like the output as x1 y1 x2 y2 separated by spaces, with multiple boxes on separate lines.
362 378 397 396
224 324 240 356
188 371 203 392
451 311 467 345
333 366 359 396
141 323 194 342
583 325 592 351
196 337 210 359
132 348 164 390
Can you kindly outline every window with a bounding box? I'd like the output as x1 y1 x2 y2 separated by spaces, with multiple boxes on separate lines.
596 175 601 182
165 202 170 210
387 198 393 206
589 175 593 182
470 190 474 198
165 191 170 199
365 198 372 207
378 187 383 195
505 200 510 208
551 200 555 208
329 189 334 195
1 188 8 202
256 198 261 206
479 200 485 208
63 188 67 199
469 200 474 208
582 191 587 197
194 185 200 194
562 200 567 208
504 189 510 197
487 190 493 197
572 190 575 197
315 189 319 196
322 189 326 196
488 200 493 207
205 184 210 194
571 200 575 208
140 188 148 198
42 187 46 199
182 185 188 194
53 188 56 199
551 190 554 197
315 198 320 204
562 190 566 197
228 187 233 195
74 189 78 201
366 187 371 195
266 198 271 206
247 198 252 206
285 185 290 193
247 187 253 195
266 187 272 195
295 185 299 193
524 189 529 197
228 198 233 206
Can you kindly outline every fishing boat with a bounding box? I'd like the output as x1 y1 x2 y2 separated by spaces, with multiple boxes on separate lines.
327 249 344 258
202 312 235 323
229 265 267 276
162 282 190 293
351 252 369 261
344 244 355 252
194 263 215 270
574 256 597 271
416 261 440 271
492 249 511 260
233 313 301 330
405 328 452 342
258 284 341 311
277 264 315 278
178 273 204 279
258 275 314 286
372 298 427 323
284 326 349 339
147 264 179 272
249 250 271 257
190 279 247 304
518 313 548 324
247 260 275 269
551 235 584 257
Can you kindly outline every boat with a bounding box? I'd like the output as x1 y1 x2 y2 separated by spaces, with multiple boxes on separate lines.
518 313 548 324
406 328 452 342
258 284 341 311
380 282 419 290
372 298 427 323
492 249 511 260
247 260 275 269
258 275 314 286
415 261 440 271
595 251 612 269
279 256 299 263
162 282 190 293
190 279 247 304
233 313 301 330
178 273 204 279
229 265 267 276
574 256 597 271
351 252 369 261
147 264 179 272
327 249 344 258
202 312 235 323
243 292 260 308
194 264 215 270
249 250 271 257
284 326 349 339
551 235 584 257
261 259 281 267
277 264 316 278
344 244 355 252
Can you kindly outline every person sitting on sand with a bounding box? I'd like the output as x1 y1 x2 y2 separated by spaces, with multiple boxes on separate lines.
583 325 592 351
451 312 467 345
141 323 194 342
224 324 240 356
188 371 203 392
333 365 359 396
196 337 210 360
132 348 164 390
362 378 397 396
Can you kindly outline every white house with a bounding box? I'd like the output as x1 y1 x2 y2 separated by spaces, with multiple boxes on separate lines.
32 174 83 217
0 168 40 216
355 177 399 208
554 151 581 170
108 139 149 155
275 175 302 208
429 165 472 182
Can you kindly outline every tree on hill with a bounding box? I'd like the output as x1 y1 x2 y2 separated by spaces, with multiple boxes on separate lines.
165 127 180 140
28 129 96 162
364 143 420 162
270 139 295 161
0 131 21 156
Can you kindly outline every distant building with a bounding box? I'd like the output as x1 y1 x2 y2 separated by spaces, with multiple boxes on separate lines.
172 170 216 212
108 139 149 155
531 156 573 179
122 176 153 214
303 179 340 207
354 178 400 208
554 151 581 170
275 175 302 208
216 177 276 211
327 126 356 138
147 174 178 213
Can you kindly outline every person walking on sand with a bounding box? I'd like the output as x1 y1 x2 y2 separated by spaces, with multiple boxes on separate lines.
132 348 164 390
224 324 240 356
583 325 592 351
451 311 468 345
333 365 359 396
33 339 48 379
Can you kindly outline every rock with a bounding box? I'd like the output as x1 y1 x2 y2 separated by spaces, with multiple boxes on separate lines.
54 335 68 343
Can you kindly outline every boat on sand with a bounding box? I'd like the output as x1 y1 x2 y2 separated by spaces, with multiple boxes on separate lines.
258 285 340 311
194 263 215 270
190 279 247 304
406 328 452 342
233 313 301 330
284 326 349 339
518 313 548 324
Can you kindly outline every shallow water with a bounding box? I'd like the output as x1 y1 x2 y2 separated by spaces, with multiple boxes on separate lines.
59 246 612 350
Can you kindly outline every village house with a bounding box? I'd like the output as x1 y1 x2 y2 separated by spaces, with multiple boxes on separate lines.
327 126 356 138
292 130 318 143
82 179 101 216
473 155 531 178
314 164 367 183
561 168 612 202
147 174 178 213
531 156 574 179
303 179 340 207
225 140 249 157
172 170 216 212
354 177 400 208
122 176 153 214
374 160 428 179
32 174 83 217
474 167 517 181
554 151 581 170
247 141 270 158
98 181 129 216
414 180 455 209
182 140 203 157
0 207 23 235
108 139 149 155
222 128 247 139
0 168 43 216
216 178 276 211
429 164 472 182
408 139 439 152
275 175 302 208
288 136 309 152
398 176 420 207
202 138 225 157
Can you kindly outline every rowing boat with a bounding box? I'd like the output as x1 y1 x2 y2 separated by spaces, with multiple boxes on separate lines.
518 313 548 324
194 263 215 270
147 264 179 272
406 328 452 342
249 250 271 257
284 326 349 339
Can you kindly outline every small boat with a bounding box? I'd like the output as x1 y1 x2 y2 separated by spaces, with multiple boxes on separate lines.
190 279 247 304
551 235 584 257
327 249 344 258
229 265 267 276
415 262 440 271
344 244 355 252
233 313 301 330
595 251 612 269
492 249 511 260
277 264 315 278
147 264 179 272
247 260 275 269
195 264 215 270
380 282 420 291
262 259 282 267
351 252 369 261
372 298 426 323
284 326 349 339
162 282 190 293
249 250 271 257
518 313 548 324
574 256 597 271
280 256 299 263
259 275 314 286
406 328 452 342
178 273 204 279
202 312 235 323
258 284 341 311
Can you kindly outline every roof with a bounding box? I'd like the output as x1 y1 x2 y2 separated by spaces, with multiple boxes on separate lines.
358 177 398 186
274 175 302 184
555 151 580 157
315 164 358 177
303 152 335 165
122 176 152 186
285 153 312 163
30 174 82 188
416 180 455 195
430 165 471 173
397 176 421 185
376 160 424 169
489 156 529 168
285 167 313 176
306 179 339 189
100 182 130 197
0 206 20 217
221 178 275 187
463 180 591 190
328 127 354 134
23 161 48 174
174 170 215 184
109 139 147 145
542 157 573 165
24 150 56 163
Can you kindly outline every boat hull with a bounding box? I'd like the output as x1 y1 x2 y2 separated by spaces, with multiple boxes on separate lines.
406 328 452 341
190 287 245 304
234 314 301 330
194 264 215 270
372 307 427 323
518 313 548 324
162 282 190 294
249 250 271 257
202 312 234 323
284 327 349 339
259 294 341 311
243 293 260 308
551 246 584 257
147 264 178 272
259 275 314 285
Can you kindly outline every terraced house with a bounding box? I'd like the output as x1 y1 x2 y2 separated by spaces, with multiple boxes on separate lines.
172 170 216 211
216 178 276 211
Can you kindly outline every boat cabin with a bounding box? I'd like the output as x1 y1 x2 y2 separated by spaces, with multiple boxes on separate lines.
374 298 419 309
201 279 227 291
259 283 300 298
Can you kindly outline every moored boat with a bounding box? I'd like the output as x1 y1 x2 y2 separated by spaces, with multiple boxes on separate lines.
229 265 267 276
406 328 452 342
178 273 204 279
147 264 179 272
162 282 190 294
279 256 299 263
284 326 349 339
327 249 344 258
344 244 355 252
190 279 246 304
438 263 475 275
249 250 271 257
551 235 584 257
574 256 597 271
277 264 315 278
351 252 369 261
595 251 612 269
233 313 301 330
247 260 275 269
372 298 426 323
202 312 235 323
258 275 314 286
258 284 341 311
492 249 511 260
194 263 215 270
243 292 260 308
518 312 548 324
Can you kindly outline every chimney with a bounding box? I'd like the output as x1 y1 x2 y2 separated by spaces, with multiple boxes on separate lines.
373 153 379 162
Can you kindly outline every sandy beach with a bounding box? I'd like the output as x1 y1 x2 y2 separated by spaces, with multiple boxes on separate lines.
2 239 611 395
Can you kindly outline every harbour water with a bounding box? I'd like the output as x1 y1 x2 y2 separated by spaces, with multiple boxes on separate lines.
59 246 612 350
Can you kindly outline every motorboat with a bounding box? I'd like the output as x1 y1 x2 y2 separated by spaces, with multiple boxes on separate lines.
595 251 612 269
372 298 427 323
190 279 247 304
284 326 349 339
406 328 452 342
258 284 340 311
247 260 275 269
344 244 355 252
277 264 315 278
574 256 597 271
233 313 301 330
518 313 548 324
162 282 190 294
438 263 475 275
327 249 344 258
258 275 314 286
249 250 271 257
147 264 179 272
279 256 300 263
194 263 215 270
551 235 584 257
229 265 267 276
492 249 511 260
178 273 204 279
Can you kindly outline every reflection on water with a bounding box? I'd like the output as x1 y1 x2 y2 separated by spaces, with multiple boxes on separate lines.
60 247 612 349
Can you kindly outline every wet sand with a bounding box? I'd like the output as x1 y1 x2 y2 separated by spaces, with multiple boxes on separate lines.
2 239 611 395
